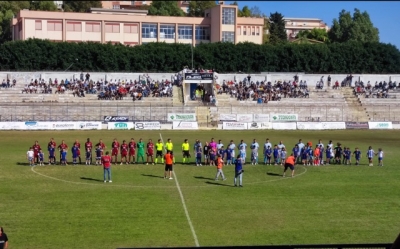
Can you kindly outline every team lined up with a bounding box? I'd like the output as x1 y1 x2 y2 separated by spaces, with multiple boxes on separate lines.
26 137 384 167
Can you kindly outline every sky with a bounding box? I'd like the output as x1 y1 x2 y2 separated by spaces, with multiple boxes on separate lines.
226 1 400 49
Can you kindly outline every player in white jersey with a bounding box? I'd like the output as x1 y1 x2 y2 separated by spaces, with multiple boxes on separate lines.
377 148 384 166
250 139 260 165
26 147 34 166
367 146 375 166
238 140 247 163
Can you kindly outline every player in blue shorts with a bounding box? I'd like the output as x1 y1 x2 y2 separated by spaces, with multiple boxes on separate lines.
209 148 216 166
307 146 313 166
61 149 67 165
226 147 233 165
345 147 352 165
273 145 279 165
195 145 202 166
71 144 79 165
48 144 55 165
352 147 361 165
318 145 324 165
38 149 44 166
325 146 332 165
264 146 272 165
377 148 384 166
94 145 102 165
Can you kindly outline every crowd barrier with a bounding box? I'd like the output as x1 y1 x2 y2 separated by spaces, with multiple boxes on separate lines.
0 121 396 130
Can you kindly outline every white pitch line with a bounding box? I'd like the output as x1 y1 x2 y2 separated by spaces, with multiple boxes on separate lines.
160 133 200 247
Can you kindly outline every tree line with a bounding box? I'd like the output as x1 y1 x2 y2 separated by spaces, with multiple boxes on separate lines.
0 39 399 73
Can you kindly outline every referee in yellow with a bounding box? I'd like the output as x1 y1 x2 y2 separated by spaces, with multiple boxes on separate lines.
182 139 190 164
155 139 164 164
165 138 175 163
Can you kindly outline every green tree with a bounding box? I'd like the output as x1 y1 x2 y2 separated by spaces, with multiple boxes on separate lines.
238 6 251 17
148 1 185 16
328 8 379 43
296 28 329 43
268 12 287 44
63 1 102 12
29 1 58 11
187 1 216 17
0 1 30 44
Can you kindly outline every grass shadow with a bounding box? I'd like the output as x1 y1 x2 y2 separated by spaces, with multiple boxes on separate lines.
205 181 233 187
141 174 164 179
194 176 214 181
80 177 103 182
266 172 281 177
17 162 33 166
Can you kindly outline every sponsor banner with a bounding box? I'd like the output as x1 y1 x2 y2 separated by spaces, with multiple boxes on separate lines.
297 122 324 130
219 114 237 121
104 116 129 122
134 122 161 130
222 122 248 130
392 124 400 129
0 122 23 130
172 121 199 130
345 122 369 129
321 122 346 130
184 72 214 81
51 122 76 130
272 122 297 130
107 122 134 130
24 121 52 130
368 122 393 129
253 114 270 122
247 122 272 130
236 114 253 122
167 113 196 122
78 122 102 130
271 114 298 122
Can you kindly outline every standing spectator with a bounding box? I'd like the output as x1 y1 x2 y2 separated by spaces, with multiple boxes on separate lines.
102 151 112 183
164 151 174 180
0 227 8 249
214 154 226 181
283 153 296 178
234 155 243 187
327 75 331 87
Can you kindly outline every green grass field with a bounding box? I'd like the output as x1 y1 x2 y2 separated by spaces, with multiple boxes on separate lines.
1 130 400 249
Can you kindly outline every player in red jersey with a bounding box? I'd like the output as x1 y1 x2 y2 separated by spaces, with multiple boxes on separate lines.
128 138 137 164
111 138 120 165
85 138 93 164
48 138 57 165
58 140 68 165
146 139 155 165
73 139 81 164
32 140 42 164
120 140 129 165
96 139 106 155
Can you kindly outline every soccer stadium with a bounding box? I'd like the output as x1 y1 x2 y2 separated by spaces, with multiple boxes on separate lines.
1 1 400 249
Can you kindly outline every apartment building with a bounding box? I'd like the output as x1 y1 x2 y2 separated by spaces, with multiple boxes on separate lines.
11 3 264 46
284 17 329 41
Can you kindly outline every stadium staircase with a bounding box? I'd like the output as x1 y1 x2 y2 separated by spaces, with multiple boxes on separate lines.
341 88 370 122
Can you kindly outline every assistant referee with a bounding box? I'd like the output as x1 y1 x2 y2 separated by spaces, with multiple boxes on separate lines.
182 139 190 164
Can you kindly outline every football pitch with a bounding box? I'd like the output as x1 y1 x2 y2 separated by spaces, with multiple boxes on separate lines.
1 130 400 249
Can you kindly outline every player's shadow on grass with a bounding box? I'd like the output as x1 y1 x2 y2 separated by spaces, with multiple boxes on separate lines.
205 181 232 187
266 172 281 177
141 174 164 179
17 162 32 166
80 177 103 182
194 176 215 181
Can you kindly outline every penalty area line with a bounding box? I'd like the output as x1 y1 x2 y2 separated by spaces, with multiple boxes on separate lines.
159 133 200 247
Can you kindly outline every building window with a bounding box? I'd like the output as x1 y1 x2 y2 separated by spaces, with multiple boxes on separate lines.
178 25 192 39
222 8 235 25
86 22 101 32
256 27 260 36
131 1 135 5
243 27 246 35
66 22 82 32
237 26 241 35
252 27 255 36
160 25 175 39
105 23 120 33
113 5 120 9
124 24 138 33
195 26 210 40
47 21 62 31
222 31 234 43
142 23 157 38
35 20 42 30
